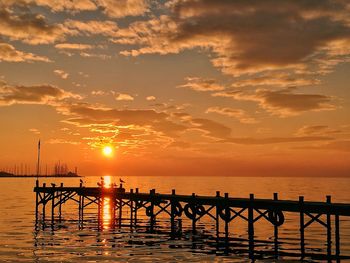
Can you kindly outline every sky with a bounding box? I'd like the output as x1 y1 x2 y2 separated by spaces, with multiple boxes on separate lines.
0 0 350 177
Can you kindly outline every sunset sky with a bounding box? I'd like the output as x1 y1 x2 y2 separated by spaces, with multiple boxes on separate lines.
0 0 349 177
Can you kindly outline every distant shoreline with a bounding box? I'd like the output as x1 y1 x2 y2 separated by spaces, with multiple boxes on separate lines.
0 175 81 178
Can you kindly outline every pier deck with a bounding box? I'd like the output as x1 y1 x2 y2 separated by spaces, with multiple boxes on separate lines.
34 180 350 261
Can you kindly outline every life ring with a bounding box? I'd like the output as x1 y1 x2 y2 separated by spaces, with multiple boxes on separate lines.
184 203 205 219
171 201 183 217
268 210 285 226
145 206 153 217
218 206 231 222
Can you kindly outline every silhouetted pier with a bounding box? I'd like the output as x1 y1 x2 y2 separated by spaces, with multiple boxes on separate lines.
34 179 350 261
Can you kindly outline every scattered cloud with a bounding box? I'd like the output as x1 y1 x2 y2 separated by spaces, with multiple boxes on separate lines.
0 82 81 106
96 0 149 18
178 77 225 92
0 43 51 62
91 90 107 96
115 93 134 101
63 19 119 37
231 72 321 88
28 128 40 135
206 107 257 124
0 8 66 44
47 138 81 145
191 118 232 139
146 95 156 101
54 69 69 79
115 0 350 84
296 125 341 137
55 43 93 50
0 0 148 18
213 88 336 117
224 136 333 145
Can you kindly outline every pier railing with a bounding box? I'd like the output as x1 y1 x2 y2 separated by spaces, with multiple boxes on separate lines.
34 180 350 261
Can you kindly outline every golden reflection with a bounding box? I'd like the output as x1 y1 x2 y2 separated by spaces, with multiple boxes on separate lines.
102 197 111 230
101 175 113 229
103 175 111 188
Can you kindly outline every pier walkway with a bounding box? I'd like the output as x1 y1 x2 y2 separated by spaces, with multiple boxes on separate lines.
34 180 350 261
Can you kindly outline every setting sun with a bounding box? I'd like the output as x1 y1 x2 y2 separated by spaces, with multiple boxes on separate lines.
102 146 113 157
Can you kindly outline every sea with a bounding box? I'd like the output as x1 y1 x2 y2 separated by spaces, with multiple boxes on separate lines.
0 176 349 262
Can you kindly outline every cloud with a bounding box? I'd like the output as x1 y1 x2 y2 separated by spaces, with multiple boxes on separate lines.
29 128 40 134
54 69 69 79
115 0 350 82
1 0 148 18
91 90 107 96
213 87 336 117
191 118 232 139
178 77 225 92
0 0 97 13
206 107 257 124
55 43 93 50
0 43 51 62
231 72 321 88
295 140 350 152
115 93 134 101
63 19 119 37
0 82 81 106
224 136 333 145
146 95 156 101
47 138 81 145
95 0 149 18
296 125 341 136
0 8 66 44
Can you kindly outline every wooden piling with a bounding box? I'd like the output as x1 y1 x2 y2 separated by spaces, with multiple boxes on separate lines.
130 189 134 229
326 195 332 260
335 214 340 261
150 189 155 232
248 193 255 260
273 192 279 258
299 196 305 259
215 191 220 240
171 189 176 236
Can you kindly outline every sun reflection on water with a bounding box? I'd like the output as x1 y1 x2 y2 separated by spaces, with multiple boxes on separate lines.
102 175 112 229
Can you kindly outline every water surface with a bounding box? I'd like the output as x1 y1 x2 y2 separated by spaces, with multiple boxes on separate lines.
0 176 349 262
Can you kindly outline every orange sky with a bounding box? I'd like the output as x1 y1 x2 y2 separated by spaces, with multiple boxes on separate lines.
0 0 350 176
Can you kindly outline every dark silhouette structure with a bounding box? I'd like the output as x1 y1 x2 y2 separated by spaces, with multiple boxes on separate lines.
34 180 350 261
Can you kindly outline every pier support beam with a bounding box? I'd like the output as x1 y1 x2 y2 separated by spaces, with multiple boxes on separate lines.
171 189 176 236
326 196 332 260
248 194 255 260
273 193 279 258
299 196 305 259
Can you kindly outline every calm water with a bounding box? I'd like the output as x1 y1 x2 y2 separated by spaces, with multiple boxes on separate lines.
0 176 350 262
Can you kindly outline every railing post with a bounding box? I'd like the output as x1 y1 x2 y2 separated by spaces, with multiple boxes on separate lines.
299 196 305 259
248 193 255 260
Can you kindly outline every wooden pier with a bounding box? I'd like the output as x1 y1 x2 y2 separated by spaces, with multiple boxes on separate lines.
34 179 350 261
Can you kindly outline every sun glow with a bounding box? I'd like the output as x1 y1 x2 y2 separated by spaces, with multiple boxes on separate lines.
102 146 113 157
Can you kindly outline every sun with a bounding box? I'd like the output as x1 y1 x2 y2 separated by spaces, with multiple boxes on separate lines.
102 146 113 157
